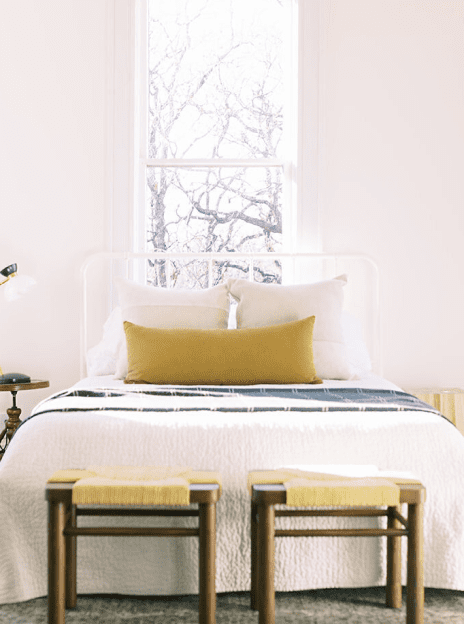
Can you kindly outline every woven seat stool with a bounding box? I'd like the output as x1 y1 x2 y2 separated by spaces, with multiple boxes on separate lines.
248 469 426 624
46 466 221 624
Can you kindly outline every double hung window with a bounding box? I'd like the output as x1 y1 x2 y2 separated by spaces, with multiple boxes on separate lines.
121 0 320 286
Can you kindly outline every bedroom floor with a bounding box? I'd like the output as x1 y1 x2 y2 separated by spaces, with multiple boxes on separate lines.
1 588 463 623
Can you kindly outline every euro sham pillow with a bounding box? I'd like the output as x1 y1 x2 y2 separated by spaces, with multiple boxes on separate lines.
115 277 230 379
341 311 372 377
227 276 352 380
124 316 322 386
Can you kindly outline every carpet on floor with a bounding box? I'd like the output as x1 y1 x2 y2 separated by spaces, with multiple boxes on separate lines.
1 588 464 623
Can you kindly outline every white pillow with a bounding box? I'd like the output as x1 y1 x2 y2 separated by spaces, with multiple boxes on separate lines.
86 278 372 380
342 311 372 378
115 277 230 379
227 275 353 380
86 307 124 376
87 306 372 380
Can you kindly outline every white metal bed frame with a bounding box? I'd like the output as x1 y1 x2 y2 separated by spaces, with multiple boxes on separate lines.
80 251 381 379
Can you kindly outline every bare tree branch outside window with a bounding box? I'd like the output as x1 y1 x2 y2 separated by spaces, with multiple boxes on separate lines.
146 0 286 287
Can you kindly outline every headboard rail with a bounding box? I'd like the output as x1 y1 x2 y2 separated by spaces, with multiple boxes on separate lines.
80 251 381 379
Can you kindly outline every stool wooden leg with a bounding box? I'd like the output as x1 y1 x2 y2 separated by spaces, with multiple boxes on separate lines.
251 500 259 610
48 501 66 624
258 503 275 624
386 505 402 609
199 502 216 624
65 505 77 609
406 502 424 624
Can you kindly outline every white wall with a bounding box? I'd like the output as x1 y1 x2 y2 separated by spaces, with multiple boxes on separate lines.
319 0 464 387
0 0 463 419
0 0 108 416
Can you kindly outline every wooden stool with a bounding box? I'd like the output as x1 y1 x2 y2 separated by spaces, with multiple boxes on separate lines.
46 477 221 624
249 472 425 624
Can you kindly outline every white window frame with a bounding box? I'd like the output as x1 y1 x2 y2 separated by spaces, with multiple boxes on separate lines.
107 0 323 257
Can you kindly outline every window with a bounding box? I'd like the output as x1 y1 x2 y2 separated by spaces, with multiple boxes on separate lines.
110 0 321 283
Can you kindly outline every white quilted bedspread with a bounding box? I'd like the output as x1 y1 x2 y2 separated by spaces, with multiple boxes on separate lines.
1 377 464 603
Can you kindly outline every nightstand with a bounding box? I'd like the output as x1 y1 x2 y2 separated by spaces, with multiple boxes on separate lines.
0 380 50 458
404 388 464 435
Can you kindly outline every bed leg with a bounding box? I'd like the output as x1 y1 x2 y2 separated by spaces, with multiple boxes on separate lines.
386 505 402 608
48 500 66 624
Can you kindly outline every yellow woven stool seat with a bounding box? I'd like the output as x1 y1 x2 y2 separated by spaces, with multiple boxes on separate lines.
48 465 222 506
247 467 401 507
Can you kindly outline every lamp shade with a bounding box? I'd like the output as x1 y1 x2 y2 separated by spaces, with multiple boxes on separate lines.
1 264 36 302
4 274 37 302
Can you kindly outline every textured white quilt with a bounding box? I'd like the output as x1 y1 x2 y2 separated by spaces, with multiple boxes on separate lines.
0 376 464 604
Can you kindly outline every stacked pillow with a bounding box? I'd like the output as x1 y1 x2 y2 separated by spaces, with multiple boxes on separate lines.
114 277 230 379
86 274 372 383
227 276 350 380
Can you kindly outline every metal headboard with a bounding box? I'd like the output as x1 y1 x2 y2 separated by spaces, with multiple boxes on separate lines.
80 252 382 379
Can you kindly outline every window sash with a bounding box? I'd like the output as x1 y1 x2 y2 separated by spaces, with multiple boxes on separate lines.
136 0 296 256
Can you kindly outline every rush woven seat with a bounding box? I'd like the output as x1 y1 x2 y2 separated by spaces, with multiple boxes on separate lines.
248 468 426 624
46 466 221 624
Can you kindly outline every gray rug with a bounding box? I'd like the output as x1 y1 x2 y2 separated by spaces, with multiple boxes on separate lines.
1 588 463 623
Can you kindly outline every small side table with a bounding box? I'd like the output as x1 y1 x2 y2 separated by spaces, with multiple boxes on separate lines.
404 387 464 435
0 380 50 457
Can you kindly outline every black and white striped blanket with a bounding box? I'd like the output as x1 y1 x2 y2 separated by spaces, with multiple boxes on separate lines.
25 386 445 424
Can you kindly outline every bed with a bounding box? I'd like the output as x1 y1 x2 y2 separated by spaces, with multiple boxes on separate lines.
0 252 463 604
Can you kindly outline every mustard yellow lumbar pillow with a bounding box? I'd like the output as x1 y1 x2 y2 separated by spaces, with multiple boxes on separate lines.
123 316 322 385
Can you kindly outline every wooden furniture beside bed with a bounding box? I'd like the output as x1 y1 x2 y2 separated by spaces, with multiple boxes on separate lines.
249 473 425 624
0 380 49 458
46 478 221 624
404 388 464 435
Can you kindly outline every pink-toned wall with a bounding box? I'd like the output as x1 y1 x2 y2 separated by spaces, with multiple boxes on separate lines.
0 0 108 416
319 0 464 387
